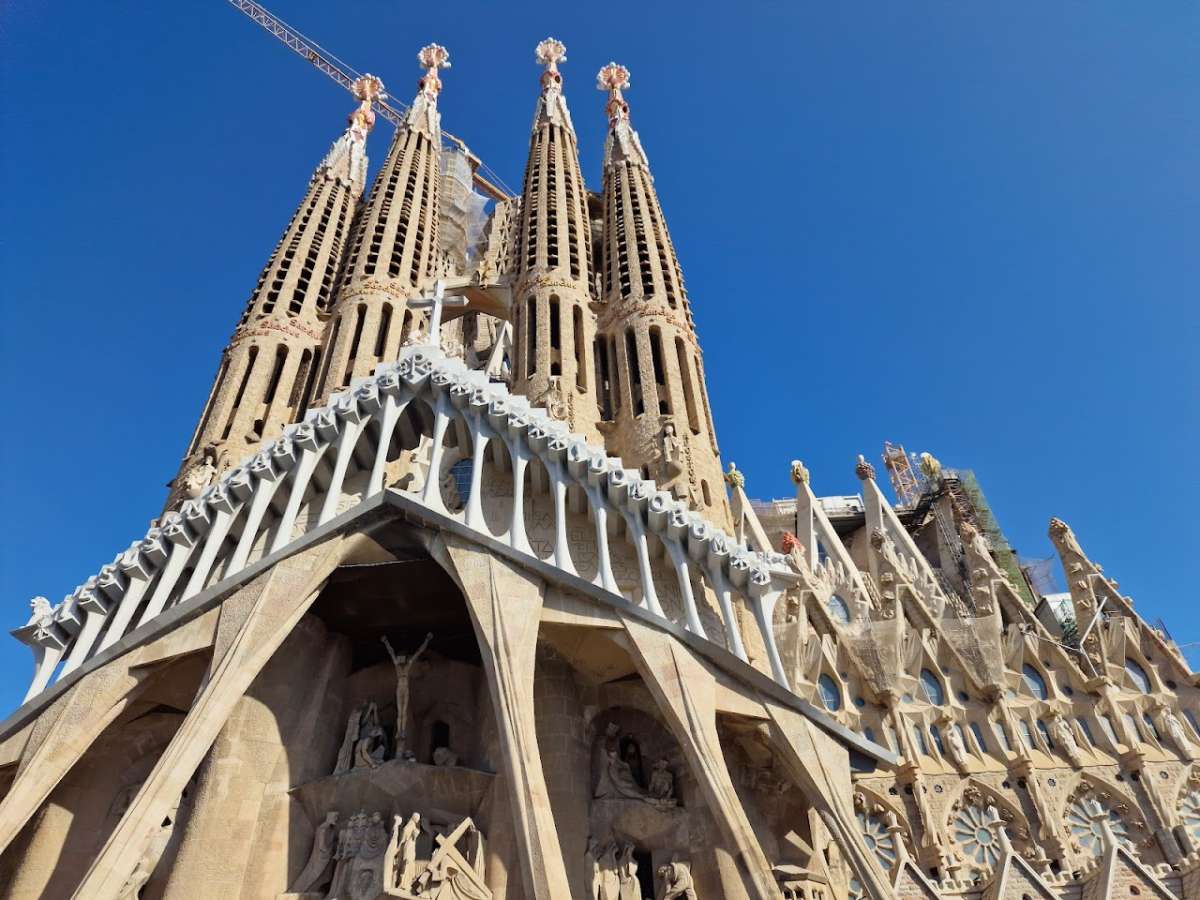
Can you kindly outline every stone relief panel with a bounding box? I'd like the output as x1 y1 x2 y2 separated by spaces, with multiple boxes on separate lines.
289 808 490 899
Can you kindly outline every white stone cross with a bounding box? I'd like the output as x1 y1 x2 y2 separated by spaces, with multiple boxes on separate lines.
408 279 468 348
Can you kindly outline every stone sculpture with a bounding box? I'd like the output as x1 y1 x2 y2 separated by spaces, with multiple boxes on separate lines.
594 723 678 809
396 811 423 894
943 721 969 769
354 702 387 769
335 704 367 775
1048 713 1085 767
648 757 676 801
432 745 459 767
1162 706 1192 753
329 812 368 899
292 811 340 893
617 842 642 900
382 632 434 756
599 842 622 900
657 420 683 485
659 859 698 899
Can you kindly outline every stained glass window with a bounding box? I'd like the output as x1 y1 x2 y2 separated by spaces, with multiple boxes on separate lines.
1022 664 1048 700
818 673 842 711
919 669 945 705
827 594 850 624
1125 659 1152 693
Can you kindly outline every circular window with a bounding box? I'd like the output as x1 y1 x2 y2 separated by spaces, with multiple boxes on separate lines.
920 669 945 705
827 594 851 624
1022 664 1048 700
818 674 842 711
854 696 866 708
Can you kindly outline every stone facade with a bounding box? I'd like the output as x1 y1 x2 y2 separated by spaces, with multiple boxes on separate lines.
1 38 1196 900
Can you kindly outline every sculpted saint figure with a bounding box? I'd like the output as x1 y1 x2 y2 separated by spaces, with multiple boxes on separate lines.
291 811 339 893
598 842 622 900
354 703 386 769
335 703 366 775
397 811 423 893
944 722 969 768
1049 714 1084 766
1163 708 1192 752
659 860 697 899
585 838 603 900
648 758 676 802
617 843 641 900
382 632 434 755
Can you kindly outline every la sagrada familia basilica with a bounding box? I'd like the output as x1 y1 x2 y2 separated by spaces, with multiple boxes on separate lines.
0 35 1196 900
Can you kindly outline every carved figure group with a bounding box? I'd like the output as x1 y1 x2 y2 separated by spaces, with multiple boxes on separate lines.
593 722 677 809
586 838 650 900
294 807 489 900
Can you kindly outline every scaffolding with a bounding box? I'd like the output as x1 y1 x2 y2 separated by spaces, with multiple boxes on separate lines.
882 441 925 508
946 469 1038 607
440 148 489 277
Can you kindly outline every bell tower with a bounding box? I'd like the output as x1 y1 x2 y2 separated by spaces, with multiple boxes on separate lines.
510 38 603 441
168 78 376 508
315 44 450 400
594 64 728 523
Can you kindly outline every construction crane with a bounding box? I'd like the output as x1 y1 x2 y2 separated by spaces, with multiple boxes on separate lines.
227 0 515 201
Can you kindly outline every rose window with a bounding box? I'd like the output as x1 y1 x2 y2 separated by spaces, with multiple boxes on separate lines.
1179 789 1200 844
857 812 898 871
951 804 1002 869
1066 797 1131 857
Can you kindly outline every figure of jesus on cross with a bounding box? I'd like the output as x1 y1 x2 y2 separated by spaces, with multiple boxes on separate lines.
381 632 433 757
408 279 468 349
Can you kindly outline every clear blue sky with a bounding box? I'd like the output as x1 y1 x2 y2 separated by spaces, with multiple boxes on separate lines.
1 2 1197 715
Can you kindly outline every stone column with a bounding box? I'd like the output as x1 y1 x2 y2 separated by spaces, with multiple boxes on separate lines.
619 615 779 900
158 615 348 899
69 536 347 900
763 700 894 900
431 534 571 900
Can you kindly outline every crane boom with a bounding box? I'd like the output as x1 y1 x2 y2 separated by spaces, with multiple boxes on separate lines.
227 0 514 200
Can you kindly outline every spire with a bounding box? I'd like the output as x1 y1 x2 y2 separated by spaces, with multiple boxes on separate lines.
532 37 574 131
317 74 381 191
597 62 648 168
593 62 726 524
510 38 602 441
317 44 450 398
405 43 450 140
167 91 376 509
